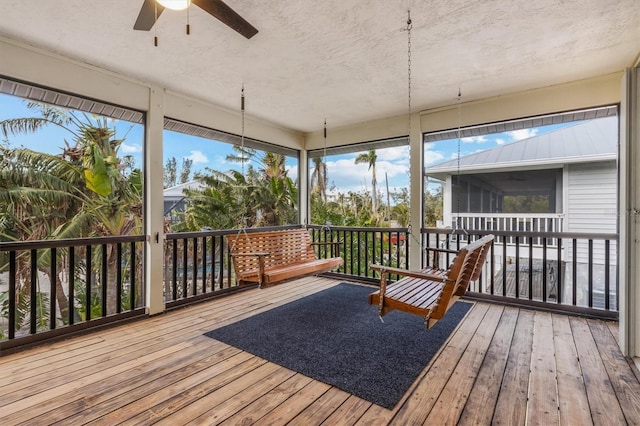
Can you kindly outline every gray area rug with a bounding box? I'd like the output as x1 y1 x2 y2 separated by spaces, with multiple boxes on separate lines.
204 283 472 409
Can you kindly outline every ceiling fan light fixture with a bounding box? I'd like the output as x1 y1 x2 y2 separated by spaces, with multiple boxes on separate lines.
156 0 190 11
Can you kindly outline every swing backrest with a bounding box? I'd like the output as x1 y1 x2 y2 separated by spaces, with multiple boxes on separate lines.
453 235 494 296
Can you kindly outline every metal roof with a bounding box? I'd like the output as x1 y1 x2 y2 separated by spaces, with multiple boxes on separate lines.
163 180 206 199
425 115 618 176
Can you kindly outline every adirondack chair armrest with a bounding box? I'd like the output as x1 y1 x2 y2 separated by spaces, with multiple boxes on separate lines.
369 264 447 283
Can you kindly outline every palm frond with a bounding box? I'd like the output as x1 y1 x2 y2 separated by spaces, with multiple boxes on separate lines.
0 117 52 138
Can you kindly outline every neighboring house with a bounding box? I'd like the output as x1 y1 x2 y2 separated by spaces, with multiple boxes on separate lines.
426 116 617 237
425 116 618 306
163 180 206 221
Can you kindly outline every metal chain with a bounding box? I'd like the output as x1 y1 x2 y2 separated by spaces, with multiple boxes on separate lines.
457 88 461 208
241 85 245 178
240 85 248 230
186 1 190 35
323 119 328 205
234 85 253 251
154 1 158 46
407 11 412 145
323 118 327 160
405 11 424 254
456 89 467 234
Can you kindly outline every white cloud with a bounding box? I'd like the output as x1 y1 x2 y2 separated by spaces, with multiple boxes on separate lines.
424 149 445 165
506 128 538 141
376 146 409 162
376 160 409 179
120 143 142 153
327 159 371 187
286 164 298 181
324 157 406 194
186 150 208 164
461 135 489 144
495 138 507 145
326 158 374 193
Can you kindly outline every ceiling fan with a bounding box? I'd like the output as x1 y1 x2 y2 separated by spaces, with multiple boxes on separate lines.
134 0 258 39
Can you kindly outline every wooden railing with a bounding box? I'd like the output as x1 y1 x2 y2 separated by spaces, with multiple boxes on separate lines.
307 224 409 282
163 229 236 308
0 235 146 351
1 224 617 353
163 224 410 304
451 213 564 246
162 225 300 307
164 224 410 301
421 228 618 319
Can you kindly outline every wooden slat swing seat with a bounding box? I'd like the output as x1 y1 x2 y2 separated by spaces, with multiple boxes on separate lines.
227 228 344 287
225 90 342 287
368 234 494 328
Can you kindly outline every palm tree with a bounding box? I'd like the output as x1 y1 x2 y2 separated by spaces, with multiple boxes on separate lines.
310 157 328 203
355 150 378 214
257 152 297 226
0 103 142 317
182 168 258 230
182 148 298 230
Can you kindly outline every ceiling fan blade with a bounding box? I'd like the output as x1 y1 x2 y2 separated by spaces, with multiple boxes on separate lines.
192 0 258 39
133 0 165 31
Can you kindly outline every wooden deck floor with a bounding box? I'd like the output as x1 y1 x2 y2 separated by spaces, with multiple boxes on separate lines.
490 260 558 301
2 276 639 425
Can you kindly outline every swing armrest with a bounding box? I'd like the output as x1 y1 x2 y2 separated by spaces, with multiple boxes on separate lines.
231 252 271 283
311 241 340 252
424 246 460 269
369 264 447 283
425 246 459 254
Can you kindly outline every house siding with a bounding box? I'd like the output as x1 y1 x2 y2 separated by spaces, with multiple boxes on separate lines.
566 161 617 265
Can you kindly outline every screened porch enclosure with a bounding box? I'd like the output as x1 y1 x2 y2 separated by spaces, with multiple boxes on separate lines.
450 169 562 217
1 3 639 412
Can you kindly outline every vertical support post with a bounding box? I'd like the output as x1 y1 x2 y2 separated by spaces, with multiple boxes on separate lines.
620 66 640 361
145 86 165 315
408 111 423 270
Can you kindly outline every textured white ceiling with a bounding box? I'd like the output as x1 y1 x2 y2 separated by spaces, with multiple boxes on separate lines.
0 0 639 133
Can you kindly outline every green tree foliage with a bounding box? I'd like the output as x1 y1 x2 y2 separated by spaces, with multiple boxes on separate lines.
354 150 378 213
164 157 177 188
310 157 328 203
309 192 345 226
180 158 193 184
177 146 298 231
0 102 143 321
424 186 443 226
391 187 411 227
503 194 550 213
164 156 193 188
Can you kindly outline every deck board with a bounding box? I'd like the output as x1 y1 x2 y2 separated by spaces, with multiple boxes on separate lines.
491 309 535 425
457 307 519 425
0 276 637 426
527 311 560 425
490 260 558 301
570 317 627 425
553 314 593 426
424 304 504 425
389 303 490 425
588 319 640 424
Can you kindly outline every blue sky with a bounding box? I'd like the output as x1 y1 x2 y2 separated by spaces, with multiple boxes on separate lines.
0 93 568 197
